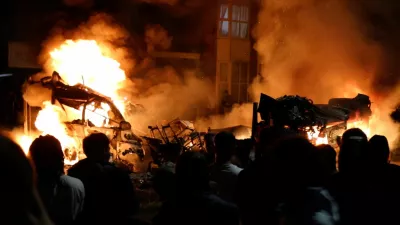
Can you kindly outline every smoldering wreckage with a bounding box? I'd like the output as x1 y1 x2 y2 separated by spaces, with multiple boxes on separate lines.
21 70 376 177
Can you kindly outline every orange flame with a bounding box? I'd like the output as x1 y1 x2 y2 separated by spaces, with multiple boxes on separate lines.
15 39 127 164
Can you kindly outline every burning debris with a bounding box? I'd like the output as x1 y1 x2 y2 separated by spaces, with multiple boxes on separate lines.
26 71 145 170
15 38 151 172
257 93 372 146
144 119 206 165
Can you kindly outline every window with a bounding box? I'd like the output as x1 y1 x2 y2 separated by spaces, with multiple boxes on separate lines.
231 62 249 103
219 63 229 97
231 5 249 39
219 4 229 37
218 4 249 39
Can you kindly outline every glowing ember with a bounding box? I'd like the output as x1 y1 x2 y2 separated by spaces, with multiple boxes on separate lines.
15 39 127 164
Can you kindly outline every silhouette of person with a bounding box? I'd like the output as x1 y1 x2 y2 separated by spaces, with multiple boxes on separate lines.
68 132 139 224
210 131 242 203
0 135 53 225
29 135 85 225
154 151 239 225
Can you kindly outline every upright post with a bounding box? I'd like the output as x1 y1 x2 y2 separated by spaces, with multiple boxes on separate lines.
251 102 258 140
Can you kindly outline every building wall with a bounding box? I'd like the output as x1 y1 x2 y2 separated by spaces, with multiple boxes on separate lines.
215 0 260 112
250 0 261 101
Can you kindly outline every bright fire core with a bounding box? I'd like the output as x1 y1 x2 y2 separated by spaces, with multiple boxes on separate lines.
15 39 127 164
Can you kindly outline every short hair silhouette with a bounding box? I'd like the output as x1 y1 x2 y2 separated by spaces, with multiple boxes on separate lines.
175 151 209 192
83 132 110 160
272 137 319 186
29 135 64 177
317 144 337 174
257 126 297 159
339 128 368 173
369 135 390 164
341 128 367 143
214 131 236 163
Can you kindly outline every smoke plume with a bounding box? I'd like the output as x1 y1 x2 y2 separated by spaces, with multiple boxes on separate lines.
194 104 254 132
125 67 216 133
252 0 381 103
251 0 400 147
23 13 216 135
145 24 173 52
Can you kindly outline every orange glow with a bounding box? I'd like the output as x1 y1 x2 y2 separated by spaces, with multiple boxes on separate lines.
306 126 329 146
14 134 35 155
15 39 127 164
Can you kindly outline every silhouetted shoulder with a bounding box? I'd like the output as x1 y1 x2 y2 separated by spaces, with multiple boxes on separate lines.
67 159 104 178
60 175 84 191
388 163 400 171
202 193 239 225
387 164 400 178
204 193 239 213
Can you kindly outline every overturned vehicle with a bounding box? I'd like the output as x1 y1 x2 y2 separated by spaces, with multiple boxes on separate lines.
23 71 146 172
257 93 372 145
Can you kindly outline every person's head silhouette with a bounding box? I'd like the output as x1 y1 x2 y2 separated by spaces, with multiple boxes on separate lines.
29 135 64 179
83 132 111 163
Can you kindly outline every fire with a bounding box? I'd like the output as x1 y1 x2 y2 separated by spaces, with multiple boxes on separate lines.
306 126 328 146
15 135 35 155
15 39 127 164
50 40 126 114
307 84 392 148
35 102 78 147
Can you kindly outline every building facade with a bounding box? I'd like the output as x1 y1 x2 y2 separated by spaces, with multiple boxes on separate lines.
215 0 260 111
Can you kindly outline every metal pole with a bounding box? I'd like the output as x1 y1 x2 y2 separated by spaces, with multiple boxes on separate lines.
251 102 258 140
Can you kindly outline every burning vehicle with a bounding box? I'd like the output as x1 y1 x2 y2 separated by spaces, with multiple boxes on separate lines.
257 93 372 145
24 71 145 171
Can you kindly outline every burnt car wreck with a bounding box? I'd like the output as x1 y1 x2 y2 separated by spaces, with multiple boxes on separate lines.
144 119 206 166
27 71 145 171
256 93 372 145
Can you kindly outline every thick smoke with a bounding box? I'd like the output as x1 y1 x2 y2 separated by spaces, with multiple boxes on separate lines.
252 0 381 103
251 0 400 147
144 24 173 52
23 13 216 134
126 67 215 133
22 81 52 107
194 104 254 132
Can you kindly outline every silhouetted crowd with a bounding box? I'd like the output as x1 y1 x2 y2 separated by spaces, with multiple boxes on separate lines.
1 127 400 225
